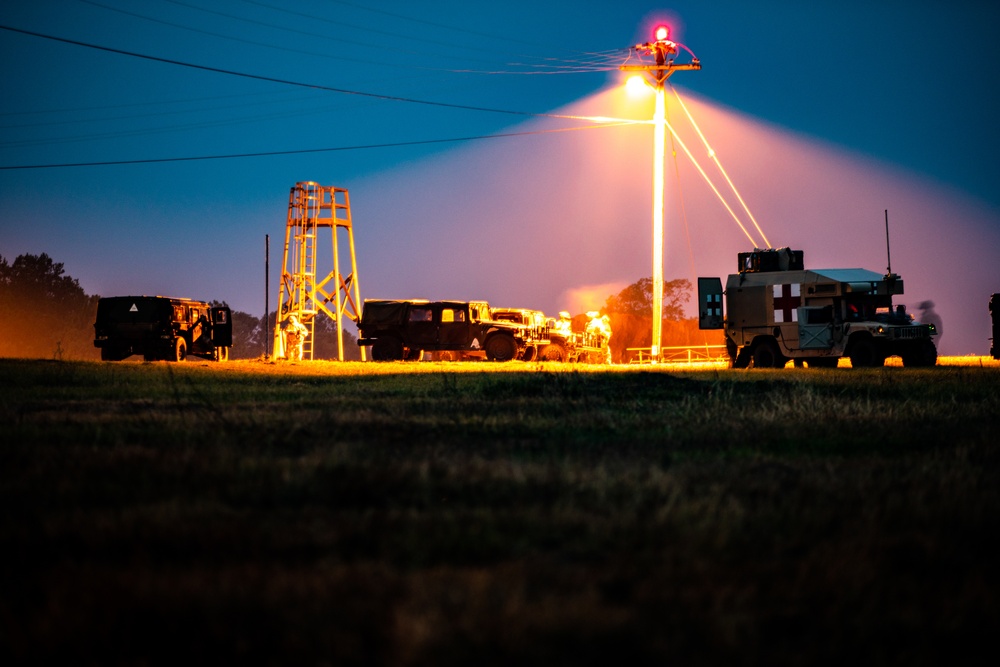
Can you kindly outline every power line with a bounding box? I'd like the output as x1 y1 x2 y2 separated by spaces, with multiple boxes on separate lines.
81 0 616 75
0 23 603 121
0 122 637 170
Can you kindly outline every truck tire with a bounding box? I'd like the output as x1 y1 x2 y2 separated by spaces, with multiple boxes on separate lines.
848 338 883 368
214 346 229 362
485 334 519 361
371 337 404 361
901 339 937 367
539 343 568 362
751 339 784 369
173 338 187 362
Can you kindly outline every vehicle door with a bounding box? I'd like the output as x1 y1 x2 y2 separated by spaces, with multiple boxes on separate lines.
211 306 233 347
797 306 833 349
406 305 438 348
697 277 724 329
438 305 470 347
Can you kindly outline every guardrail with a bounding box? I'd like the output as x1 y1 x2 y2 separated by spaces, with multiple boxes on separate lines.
626 344 728 365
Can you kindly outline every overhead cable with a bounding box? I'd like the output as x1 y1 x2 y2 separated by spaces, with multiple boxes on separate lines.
0 24 629 123
0 122 638 170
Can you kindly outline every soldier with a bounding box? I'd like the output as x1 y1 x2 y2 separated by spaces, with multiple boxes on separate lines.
283 314 309 361
918 300 943 348
586 312 613 363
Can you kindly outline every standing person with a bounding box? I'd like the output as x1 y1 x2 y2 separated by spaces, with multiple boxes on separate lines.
283 314 309 361
918 300 943 349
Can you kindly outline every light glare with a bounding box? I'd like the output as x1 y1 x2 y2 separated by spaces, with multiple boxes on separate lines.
655 25 669 41
625 75 650 97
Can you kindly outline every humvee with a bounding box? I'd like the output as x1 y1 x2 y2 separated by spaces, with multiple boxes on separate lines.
698 248 937 368
491 308 610 363
488 308 550 360
357 299 539 361
94 296 232 362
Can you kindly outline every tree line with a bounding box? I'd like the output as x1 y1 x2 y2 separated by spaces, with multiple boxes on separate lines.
1 252 719 362
0 253 359 361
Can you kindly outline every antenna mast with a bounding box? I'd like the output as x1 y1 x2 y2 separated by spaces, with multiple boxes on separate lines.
884 209 892 276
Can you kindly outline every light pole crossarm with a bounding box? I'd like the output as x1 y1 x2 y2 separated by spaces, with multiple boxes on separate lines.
619 63 701 73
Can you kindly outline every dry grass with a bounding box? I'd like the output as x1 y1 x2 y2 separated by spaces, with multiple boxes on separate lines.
1 358 998 666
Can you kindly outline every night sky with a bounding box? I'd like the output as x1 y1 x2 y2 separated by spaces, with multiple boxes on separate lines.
2 1 998 355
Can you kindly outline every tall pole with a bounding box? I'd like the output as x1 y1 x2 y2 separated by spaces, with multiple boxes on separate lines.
265 233 270 359
652 84 665 358
621 26 700 361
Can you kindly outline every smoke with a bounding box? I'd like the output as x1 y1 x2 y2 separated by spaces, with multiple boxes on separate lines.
350 85 1000 355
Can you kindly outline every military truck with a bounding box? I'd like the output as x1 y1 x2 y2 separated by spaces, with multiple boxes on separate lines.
94 296 232 362
698 248 937 368
489 308 612 363
357 299 543 361
489 308 550 360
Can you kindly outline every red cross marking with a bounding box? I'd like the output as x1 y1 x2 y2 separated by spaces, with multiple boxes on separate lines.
773 284 801 322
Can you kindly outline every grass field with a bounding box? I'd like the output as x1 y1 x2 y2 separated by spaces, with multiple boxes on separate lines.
2 357 999 665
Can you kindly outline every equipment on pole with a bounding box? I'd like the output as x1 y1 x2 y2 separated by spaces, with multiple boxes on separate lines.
272 181 364 361
620 25 700 361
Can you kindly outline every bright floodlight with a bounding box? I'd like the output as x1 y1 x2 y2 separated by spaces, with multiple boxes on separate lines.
654 25 669 42
625 74 650 96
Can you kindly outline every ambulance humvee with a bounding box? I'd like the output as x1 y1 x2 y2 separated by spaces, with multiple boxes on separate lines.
698 248 937 368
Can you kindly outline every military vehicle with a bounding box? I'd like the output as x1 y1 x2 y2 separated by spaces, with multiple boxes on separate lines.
489 308 612 363
489 308 549 360
357 299 544 361
698 248 937 368
94 296 232 362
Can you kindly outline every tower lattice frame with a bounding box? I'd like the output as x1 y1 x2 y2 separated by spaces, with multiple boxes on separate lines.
273 181 364 361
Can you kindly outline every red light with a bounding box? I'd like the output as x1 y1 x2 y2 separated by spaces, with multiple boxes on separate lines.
654 25 669 42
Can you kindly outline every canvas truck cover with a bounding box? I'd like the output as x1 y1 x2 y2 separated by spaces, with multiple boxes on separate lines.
96 296 173 324
360 300 416 327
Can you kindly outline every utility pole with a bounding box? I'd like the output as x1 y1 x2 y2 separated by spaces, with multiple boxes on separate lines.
621 26 700 361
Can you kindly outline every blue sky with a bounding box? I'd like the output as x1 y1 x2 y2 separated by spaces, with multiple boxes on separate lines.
2 1 998 354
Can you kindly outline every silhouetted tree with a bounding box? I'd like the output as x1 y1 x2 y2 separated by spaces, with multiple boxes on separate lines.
0 253 100 359
600 277 721 362
604 277 691 319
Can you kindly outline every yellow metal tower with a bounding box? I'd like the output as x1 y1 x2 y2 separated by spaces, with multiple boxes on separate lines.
273 181 364 361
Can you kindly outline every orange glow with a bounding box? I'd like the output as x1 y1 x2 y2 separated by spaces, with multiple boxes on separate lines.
655 25 670 42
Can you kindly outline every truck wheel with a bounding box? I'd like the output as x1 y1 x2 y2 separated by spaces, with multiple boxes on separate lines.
901 340 937 367
173 338 187 362
485 334 519 361
371 337 403 361
404 348 424 361
751 339 784 369
521 346 537 362
214 346 229 362
539 343 567 362
849 338 883 368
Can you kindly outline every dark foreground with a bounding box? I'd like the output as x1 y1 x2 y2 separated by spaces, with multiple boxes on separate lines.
1 359 998 666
